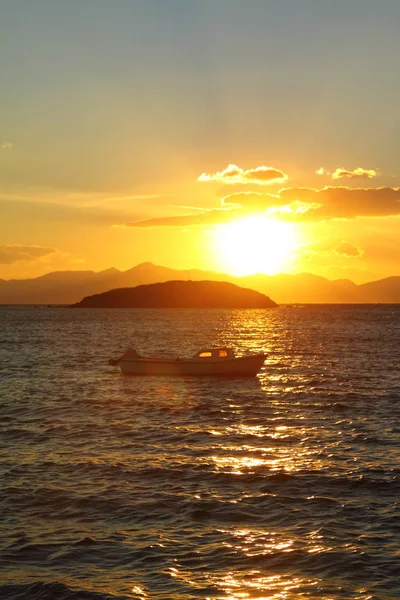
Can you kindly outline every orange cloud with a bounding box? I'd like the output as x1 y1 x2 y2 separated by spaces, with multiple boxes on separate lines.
279 186 400 220
121 186 400 228
299 238 363 260
198 164 287 185
0 244 58 264
221 191 281 208
124 208 240 228
332 167 378 179
225 186 400 220
334 241 363 257
1 141 15 149
315 167 327 176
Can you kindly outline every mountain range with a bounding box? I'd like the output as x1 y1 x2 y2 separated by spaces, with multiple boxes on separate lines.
1 262 399 304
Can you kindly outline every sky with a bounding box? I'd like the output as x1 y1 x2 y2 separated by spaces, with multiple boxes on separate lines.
1 0 400 283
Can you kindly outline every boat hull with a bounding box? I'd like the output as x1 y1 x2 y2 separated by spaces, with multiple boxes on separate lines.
119 354 266 377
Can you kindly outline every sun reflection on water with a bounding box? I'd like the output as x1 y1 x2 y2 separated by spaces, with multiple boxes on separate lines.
122 311 371 599
213 571 320 599
130 584 149 598
221 528 296 556
163 526 330 599
166 562 321 600
209 443 321 474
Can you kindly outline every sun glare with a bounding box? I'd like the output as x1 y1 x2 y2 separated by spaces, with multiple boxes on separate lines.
212 216 298 276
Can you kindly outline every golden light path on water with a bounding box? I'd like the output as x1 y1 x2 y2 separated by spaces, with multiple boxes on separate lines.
2 304 398 600
167 566 322 599
135 311 344 599
206 437 330 598
127 307 365 600
164 419 333 598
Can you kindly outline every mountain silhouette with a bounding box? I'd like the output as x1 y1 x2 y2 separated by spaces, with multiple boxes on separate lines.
0 262 399 304
71 280 277 308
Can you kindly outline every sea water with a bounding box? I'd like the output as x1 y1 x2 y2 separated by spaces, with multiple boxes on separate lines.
0 305 399 599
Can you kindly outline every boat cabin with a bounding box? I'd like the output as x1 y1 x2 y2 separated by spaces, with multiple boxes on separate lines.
192 347 235 361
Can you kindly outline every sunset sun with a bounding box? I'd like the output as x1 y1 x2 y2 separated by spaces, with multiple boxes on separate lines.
212 216 298 276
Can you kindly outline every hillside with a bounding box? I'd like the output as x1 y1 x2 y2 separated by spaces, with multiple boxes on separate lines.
71 280 278 308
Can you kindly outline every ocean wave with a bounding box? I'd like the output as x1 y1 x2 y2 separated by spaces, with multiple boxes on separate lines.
0 582 132 600
1 306 400 599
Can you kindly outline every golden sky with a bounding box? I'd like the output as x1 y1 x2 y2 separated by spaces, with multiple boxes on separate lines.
1 1 400 284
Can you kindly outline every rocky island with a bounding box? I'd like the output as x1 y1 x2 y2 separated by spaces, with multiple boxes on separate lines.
71 280 277 308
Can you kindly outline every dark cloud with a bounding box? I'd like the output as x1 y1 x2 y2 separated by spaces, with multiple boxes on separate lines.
198 163 287 185
0 244 58 265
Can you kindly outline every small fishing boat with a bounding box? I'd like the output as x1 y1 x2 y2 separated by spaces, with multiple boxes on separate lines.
109 346 266 377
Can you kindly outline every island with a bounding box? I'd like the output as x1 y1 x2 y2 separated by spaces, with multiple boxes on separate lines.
71 280 277 308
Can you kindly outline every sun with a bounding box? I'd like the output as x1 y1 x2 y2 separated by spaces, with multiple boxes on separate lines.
212 215 298 276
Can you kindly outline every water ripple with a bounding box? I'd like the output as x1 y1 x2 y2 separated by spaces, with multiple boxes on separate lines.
0 306 399 599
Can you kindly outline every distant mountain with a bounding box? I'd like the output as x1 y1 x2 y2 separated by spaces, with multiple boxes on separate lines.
0 262 399 304
72 280 277 309
240 273 362 304
358 277 400 303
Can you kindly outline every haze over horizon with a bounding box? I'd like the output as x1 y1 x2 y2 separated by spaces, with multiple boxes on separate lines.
1 0 400 284
0 260 397 286
1 260 400 305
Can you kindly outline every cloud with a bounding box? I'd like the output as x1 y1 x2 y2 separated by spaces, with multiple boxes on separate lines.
123 208 240 228
334 241 363 257
0 185 151 226
221 191 282 208
315 167 327 176
0 244 58 265
198 164 287 185
0 185 170 212
278 186 400 220
316 167 378 179
1 142 14 149
124 192 282 227
117 186 400 228
223 186 400 220
299 238 364 260
332 167 378 180
104 193 169 203
167 204 209 211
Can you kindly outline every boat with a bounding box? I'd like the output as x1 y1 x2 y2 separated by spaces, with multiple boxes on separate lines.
109 346 266 377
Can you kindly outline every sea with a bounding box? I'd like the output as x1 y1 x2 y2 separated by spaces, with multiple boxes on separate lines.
0 305 399 600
